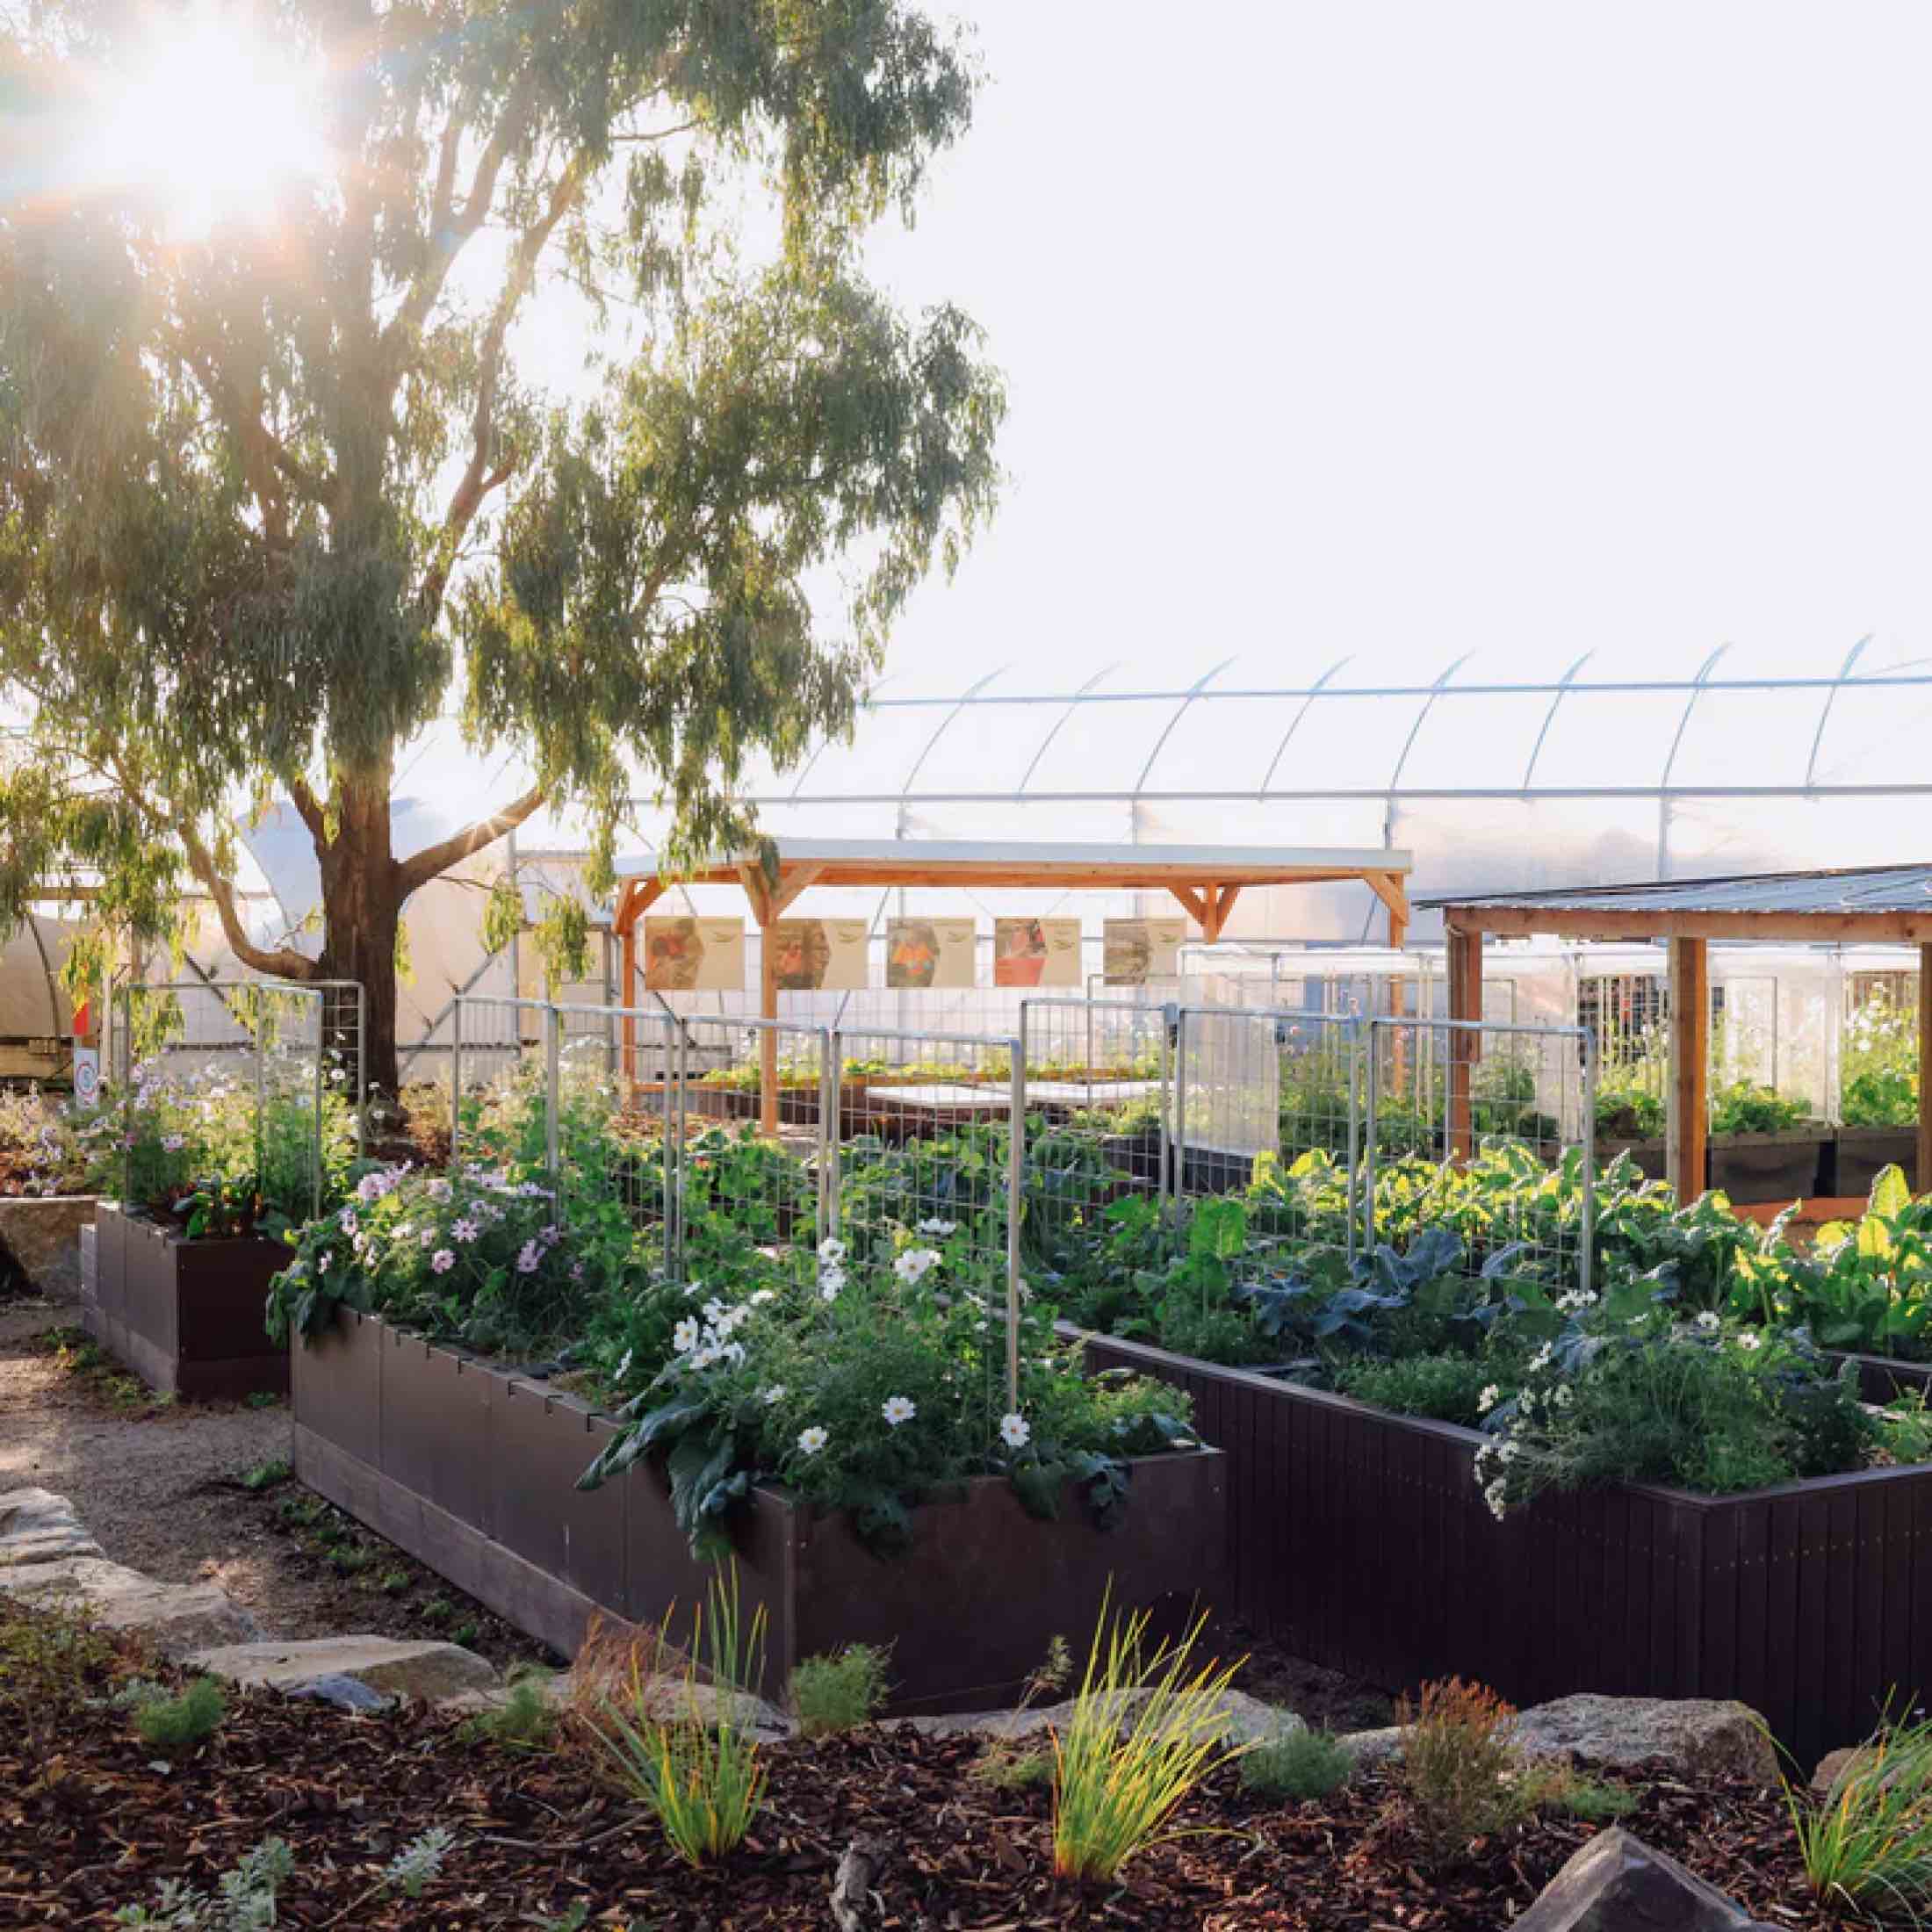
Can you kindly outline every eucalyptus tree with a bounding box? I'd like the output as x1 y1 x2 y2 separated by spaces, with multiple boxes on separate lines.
0 0 1002 1092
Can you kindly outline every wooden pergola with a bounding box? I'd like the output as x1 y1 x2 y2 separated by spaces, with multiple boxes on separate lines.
1421 865 1932 1200
614 837 1414 1131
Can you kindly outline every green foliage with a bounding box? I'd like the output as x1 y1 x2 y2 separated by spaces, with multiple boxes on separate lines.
1333 1352 1506 1429
1239 1727 1354 1801
131 1676 226 1753
589 1568 768 1867
237 1457 291 1494
113 1827 453 1928
1561 1777 1640 1822
1709 1080 1812 1135
459 1670 559 1754
1784 1706 1932 1915
1050 1598 1245 1884
0 0 1001 1091
790 1643 892 1737
1842 991 1920 1127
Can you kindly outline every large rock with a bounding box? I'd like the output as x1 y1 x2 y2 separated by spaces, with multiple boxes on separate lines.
0 1487 103 1568
0 1197 98 1301
915 1687 1302 1748
0 1555 260 1652
1515 1827 1770 1931
1338 1694 1779 1786
187 1635 501 1708
1507 1695 1778 1786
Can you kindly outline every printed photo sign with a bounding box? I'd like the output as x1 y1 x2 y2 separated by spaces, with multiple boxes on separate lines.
769 918 870 991
993 917 1082 989
886 917 977 990
1103 917 1186 985
643 915 746 991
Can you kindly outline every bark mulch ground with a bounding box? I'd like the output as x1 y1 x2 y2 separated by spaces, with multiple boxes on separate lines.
0 1597 1855 1932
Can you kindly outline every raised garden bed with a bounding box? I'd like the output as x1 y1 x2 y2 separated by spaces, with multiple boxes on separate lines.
1835 1127 1918 1200
1077 1324 1932 1764
292 1308 1228 1711
1709 1128 1829 1205
1598 1134 1667 1182
83 1202 290 1400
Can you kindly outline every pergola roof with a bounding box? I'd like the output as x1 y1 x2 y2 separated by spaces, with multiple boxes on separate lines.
1422 862 1932 942
616 836 1412 891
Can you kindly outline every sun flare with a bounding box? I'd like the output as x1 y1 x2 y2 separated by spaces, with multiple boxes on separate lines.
86 4 330 240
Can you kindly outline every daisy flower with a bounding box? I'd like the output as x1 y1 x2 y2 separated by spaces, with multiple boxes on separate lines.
999 1412 1031 1449
881 1395 916 1426
797 1425 828 1455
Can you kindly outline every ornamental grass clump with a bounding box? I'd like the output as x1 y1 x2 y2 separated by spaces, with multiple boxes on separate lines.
1049 1596 1245 1884
790 1642 892 1737
585 1569 768 1867
1784 1705 1932 1916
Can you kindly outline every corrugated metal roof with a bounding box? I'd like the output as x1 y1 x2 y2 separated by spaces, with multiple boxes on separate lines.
1418 862 1932 918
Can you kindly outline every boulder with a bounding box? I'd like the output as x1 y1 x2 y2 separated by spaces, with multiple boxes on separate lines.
186 1635 501 1707
1337 1724 1405 1770
913 1687 1302 1749
0 1555 260 1652
0 1488 103 1568
1506 1695 1779 1787
1514 1827 1770 1931
0 1197 99 1301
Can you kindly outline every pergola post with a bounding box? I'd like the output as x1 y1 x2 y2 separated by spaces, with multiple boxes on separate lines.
1445 925 1483 1161
1667 936 1708 1202
1918 943 1932 1191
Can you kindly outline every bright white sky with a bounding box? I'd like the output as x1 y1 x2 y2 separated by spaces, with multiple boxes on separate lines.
857 0 1932 694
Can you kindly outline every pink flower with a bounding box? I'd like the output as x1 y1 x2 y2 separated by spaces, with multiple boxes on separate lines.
431 1249 455 1274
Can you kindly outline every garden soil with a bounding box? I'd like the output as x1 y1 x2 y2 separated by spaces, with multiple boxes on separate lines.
0 1299 546 1669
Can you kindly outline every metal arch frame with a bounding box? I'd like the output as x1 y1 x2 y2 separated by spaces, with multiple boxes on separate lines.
1657 644 1733 791
896 665 1013 798
1128 656 1238 797
1384 652 1474 798
1256 653 1353 797
1805 633 1871 788
1520 650 1596 789
1016 662 1123 795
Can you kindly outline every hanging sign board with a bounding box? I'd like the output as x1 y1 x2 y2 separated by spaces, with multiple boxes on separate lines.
993 917 1082 989
1103 917 1186 985
644 916 745 991
886 918 977 990
72 1046 100 1104
769 919 870 991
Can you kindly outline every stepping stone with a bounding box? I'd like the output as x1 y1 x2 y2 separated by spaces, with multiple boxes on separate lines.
0 1555 260 1653
186 1635 501 1707
0 1488 103 1568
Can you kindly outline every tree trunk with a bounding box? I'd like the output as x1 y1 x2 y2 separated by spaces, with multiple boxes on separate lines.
314 775 403 1105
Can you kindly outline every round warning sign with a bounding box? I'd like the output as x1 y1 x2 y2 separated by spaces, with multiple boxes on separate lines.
73 1047 100 1104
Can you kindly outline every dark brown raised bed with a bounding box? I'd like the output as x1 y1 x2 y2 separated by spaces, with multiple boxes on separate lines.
83 1203 290 1400
1834 1127 1918 1200
292 1309 1227 1710
1077 1326 1932 1764
1598 1135 1668 1182
1708 1128 1829 1205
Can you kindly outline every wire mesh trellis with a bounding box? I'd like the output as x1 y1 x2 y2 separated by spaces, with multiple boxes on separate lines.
669 1015 833 1268
828 1025 1024 1410
1017 996 1171 1267
551 1001 680 1279
1365 1015 1596 1298
451 996 557 1175
117 980 332 1221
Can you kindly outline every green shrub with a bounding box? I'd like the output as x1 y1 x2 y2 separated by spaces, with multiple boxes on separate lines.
133 1676 226 1752
1394 1677 1527 1863
460 1671 557 1753
1239 1727 1353 1801
1561 1777 1640 1822
238 1456 290 1493
790 1643 891 1737
1333 1352 1502 1428
1784 1708 1932 1914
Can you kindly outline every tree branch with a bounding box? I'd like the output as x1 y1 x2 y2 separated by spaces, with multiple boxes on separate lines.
286 777 329 845
393 784 547 899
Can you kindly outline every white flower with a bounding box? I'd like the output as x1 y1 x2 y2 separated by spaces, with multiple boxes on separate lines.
1483 1480 1508 1522
750 1288 777 1307
317 1250 333 1271
430 1249 455 1274
797 1425 828 1455
1553 1384 1574 1408
702 1298 724 1323
893 1248 941 1286
420 1230 435 1249
1736 1330 1763 1352
762 1384 787 1406
1695 1311 1720 1333
881 1395 916 1426
689 1346 720 1370
999 1412 1031 1449
818 1237 847 1265
338 1207 359 1233
917 1217 956 1237
674 1317 701 1354
1477 1384 1501 1414
1528 1343 1554 1373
